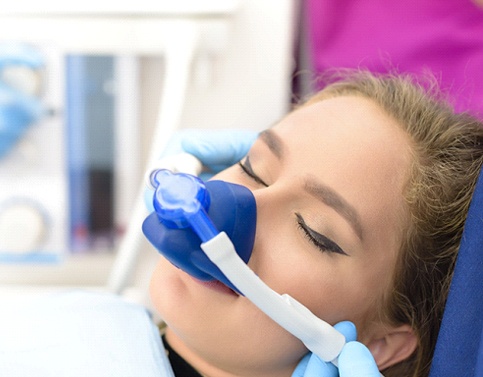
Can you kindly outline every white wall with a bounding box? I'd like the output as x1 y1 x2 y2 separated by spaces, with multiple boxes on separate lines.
140 0 296 162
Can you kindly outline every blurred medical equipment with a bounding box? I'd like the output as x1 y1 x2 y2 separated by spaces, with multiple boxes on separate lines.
0 0 297 287
0 43 66 263
65 55 120 252
0 0 294 284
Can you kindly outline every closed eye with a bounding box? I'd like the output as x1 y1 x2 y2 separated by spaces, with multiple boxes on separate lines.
238 157 269 187
296 213 348 256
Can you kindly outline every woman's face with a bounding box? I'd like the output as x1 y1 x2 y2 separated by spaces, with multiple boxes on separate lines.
150 96 413 376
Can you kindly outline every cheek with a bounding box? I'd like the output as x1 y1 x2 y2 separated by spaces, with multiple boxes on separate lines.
212 166 389 328
149 257 205 330
149 258 182 320
249 227 387 328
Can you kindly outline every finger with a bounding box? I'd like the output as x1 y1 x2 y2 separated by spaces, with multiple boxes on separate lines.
291 353 311 377
159 130 192 157
334 321 357 342
182 129 257 166
339 342 380 377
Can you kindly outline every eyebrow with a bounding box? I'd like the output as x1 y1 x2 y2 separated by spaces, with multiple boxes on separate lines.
259 128 364 241
259 130 284 159
304 177 364 241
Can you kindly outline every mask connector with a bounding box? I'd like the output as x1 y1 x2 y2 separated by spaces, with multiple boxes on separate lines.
150 169 217 242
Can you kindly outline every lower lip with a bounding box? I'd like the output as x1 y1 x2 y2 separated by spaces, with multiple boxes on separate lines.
190 277 239 296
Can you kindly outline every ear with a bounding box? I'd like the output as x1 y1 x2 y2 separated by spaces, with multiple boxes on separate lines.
364 324 418 370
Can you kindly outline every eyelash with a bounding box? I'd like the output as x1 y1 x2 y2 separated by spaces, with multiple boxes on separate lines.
295 213 347 256
239 159 347 256
238 158 269 187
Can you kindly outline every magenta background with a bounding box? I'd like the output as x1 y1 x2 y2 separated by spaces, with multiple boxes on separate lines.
307 0 483 117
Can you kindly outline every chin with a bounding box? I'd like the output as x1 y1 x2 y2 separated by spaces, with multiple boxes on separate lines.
149 258 307 374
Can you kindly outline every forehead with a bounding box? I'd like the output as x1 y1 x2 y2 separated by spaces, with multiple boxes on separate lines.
273 96 411 172
278 96 399 140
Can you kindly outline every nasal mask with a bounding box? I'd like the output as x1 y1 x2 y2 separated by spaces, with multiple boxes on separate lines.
142 153 346 364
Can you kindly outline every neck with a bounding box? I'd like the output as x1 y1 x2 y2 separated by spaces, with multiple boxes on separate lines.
164 328 295 377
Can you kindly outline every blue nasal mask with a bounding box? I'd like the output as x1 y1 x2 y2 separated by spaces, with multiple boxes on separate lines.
143 169 256 292
142 154 347 364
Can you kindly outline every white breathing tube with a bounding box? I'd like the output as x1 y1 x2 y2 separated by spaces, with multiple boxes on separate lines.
201 232 346 363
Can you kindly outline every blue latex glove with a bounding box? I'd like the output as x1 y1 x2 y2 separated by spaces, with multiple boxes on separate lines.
0 43 46 158
292 322 380 377
0 86 45 158
145 128 257 211
0 42 44 70
162 128 257 177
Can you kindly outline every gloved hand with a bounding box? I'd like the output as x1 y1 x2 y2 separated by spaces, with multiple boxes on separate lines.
158 128 257 176
0 87 45 158
0 42 46 158
145 128 257 211
292 321 380 377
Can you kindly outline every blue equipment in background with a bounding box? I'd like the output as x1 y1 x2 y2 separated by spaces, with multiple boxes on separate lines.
0 43 46 158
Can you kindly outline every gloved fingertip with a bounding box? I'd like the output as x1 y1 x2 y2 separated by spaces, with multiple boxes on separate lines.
339 342 380 377
181 129 257 165
159 132 190 158
305 354 338 377
181 137 215 163
291 353 311 377
334 321 357 342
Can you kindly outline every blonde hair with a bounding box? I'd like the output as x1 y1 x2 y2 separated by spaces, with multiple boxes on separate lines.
305 71 483 377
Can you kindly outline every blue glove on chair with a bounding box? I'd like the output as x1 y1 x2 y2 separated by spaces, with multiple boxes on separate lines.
145 128 257 211
292 321 380 377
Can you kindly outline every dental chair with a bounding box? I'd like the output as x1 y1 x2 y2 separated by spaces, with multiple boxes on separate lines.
429 169 483 377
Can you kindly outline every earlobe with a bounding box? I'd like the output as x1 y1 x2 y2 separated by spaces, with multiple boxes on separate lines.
365 324 418 370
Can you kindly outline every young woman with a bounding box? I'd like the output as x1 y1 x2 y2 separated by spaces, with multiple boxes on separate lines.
145 71 483 377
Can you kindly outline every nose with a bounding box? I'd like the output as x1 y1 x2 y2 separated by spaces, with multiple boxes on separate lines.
245 183 292 269
249 181 291 223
